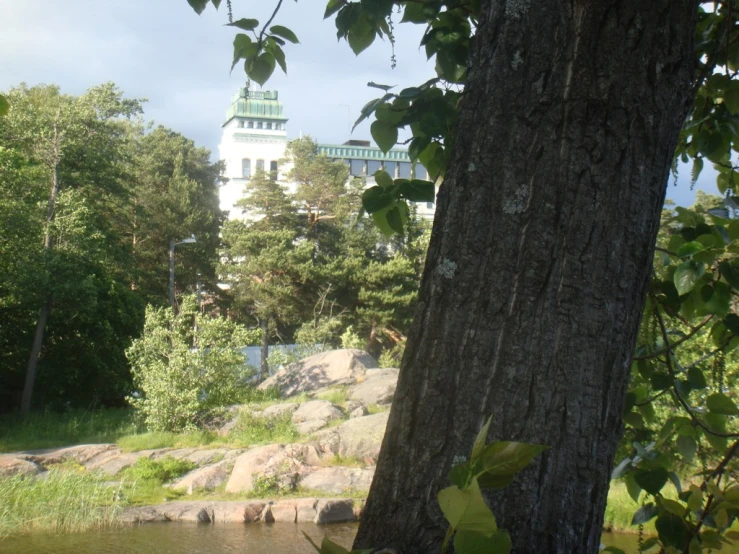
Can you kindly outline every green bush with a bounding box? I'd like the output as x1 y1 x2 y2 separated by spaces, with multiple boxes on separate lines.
120 456 196 483
126 296 260 431
228 410 298 446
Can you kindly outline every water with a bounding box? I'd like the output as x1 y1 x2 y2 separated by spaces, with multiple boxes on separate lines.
2 525 738 553
0 523 358 554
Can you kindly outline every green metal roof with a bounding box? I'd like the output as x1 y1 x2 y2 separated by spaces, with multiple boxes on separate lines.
224 89 287 125
317 143 410 162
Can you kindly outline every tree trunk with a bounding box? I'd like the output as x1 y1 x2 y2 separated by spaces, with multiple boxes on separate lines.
355 2 696 553
260 317 270 380
21 118 62 416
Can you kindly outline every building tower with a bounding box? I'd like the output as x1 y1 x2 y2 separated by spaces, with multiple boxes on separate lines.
218 89 289 218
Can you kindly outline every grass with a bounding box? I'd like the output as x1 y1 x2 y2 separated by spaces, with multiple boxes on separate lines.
315 387 350 406
116 430 218 452
226 410 299 447
0 408 140 453
322 454 366 467
0 469 125 538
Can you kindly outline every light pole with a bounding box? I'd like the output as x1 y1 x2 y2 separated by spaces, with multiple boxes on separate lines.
169 235 196 309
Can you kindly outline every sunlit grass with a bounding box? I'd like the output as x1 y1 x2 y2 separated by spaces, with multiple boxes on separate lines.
0 469 124 538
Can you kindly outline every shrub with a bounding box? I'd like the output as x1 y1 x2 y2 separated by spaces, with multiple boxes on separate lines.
126 296 260 431
340 325 364 349
120 456 196 483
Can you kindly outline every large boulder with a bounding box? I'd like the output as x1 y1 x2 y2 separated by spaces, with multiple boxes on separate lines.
292 400 343 424
169 459 232 494
225 444 284 494
313 411 390 464
258 349 378 396
0 457 43 477
261 402 300 419
348 368 399 406
300 467 375 495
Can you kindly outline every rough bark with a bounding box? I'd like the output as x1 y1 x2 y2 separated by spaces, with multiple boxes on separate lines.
355 2 696 553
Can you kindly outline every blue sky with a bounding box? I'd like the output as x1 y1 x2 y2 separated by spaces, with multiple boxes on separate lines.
0 0 713 207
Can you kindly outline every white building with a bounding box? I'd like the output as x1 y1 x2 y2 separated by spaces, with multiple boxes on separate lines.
218 88 435 220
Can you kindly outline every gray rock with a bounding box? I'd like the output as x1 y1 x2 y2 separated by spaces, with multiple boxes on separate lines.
313 411 390 464
169 459 231 494
184 448 240 466
261 402 300 418
0 457 43 477
154 501 213 523
258 349 378 396
314 499 360 524
348 368 399 406
212 501 266 523
349 406 368 418
296 419 329 435
23 444 119 467
300 466 375 495
292 400 343 424
270 500 297 522
118 506 168 523
225 444 284 493
296 498 319 522
87 451 151 476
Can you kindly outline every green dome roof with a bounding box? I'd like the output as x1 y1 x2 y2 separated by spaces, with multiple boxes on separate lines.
224 89 286 124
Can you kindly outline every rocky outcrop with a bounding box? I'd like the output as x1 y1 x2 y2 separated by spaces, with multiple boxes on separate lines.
0 457 43 477
169 459 232 494
119 498 360 525
300 467 375 495
261 402 300 418
258 349 378 396
225 444 285 494
313 411 390 464
348 368 399 406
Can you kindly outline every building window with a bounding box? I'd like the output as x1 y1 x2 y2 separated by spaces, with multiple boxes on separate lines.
414 164 428 180
247 121 254 129
367 160 381 175
398 162 412 179
237 120 244 128
426 202 434 209
256 159 264 173
242 159 251 179
384 161 397 178
257 122 263 129
270 160 278 180
350 159 364 176
266 122 272 130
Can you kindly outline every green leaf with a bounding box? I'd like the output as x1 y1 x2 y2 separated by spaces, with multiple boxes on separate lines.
655 512 689 550
706 392 739 415
476 441 548 489
633 467 668 495
373 170 394 189
187 0 209 14
324 0 345 19
673 261 705 295
399 179 435 203
0 94 8 117
660 498 687 517
386 205 405 234
471 415 493 463
720 260 739 290
449 461 473 489
247 53 276 86
401 3 428 23
371 120 398 153
362 186 395 213
371 205 397 236
686 366 707 390
320 534 352 554
438 479 498 535
347 17 376 55
625 474 642 503
631 503 658 525
676 241 705 257
270 25 300 44
270 43 287 74
725 86 739 114
676 435 697 463
454 529 512 554
228 18 260 31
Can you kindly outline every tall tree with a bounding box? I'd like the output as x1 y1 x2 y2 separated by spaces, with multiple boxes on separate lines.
0 83 143 414
221 169 312 377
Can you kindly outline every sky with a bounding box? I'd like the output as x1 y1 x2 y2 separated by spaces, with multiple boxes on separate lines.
0 0 714 207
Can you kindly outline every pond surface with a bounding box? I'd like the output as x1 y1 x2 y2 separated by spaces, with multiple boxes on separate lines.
2 524 738 554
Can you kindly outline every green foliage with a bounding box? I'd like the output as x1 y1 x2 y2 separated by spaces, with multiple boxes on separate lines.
120 456 196 483
340 326 365 349
126 296 257 431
